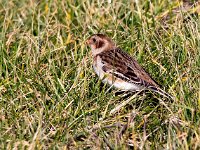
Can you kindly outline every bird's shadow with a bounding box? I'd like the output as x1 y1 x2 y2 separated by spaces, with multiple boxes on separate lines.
98 82 172 109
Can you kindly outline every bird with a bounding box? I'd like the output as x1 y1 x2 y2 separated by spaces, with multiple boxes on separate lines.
86 34 173 99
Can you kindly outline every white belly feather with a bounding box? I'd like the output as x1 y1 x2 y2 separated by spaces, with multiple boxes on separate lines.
93 56 142 91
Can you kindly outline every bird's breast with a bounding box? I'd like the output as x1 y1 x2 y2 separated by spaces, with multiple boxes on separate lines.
93 56 105 79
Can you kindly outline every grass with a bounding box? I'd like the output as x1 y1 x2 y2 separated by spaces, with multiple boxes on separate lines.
0 0 200 149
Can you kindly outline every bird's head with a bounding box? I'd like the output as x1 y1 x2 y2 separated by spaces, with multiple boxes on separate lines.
86 34 115 56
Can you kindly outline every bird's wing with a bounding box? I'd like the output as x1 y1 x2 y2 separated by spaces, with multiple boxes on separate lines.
98 48 160 88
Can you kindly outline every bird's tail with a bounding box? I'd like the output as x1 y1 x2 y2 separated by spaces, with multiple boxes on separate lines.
148 86 174 100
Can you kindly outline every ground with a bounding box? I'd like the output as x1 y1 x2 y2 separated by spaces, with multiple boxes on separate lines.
0 0 200 149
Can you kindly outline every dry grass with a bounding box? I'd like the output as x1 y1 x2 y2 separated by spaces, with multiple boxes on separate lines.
0 0 200 149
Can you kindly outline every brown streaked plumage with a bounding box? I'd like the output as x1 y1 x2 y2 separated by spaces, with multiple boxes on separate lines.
86 34 173 98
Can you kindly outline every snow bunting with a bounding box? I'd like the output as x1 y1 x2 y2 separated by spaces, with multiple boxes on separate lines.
86 34 172 99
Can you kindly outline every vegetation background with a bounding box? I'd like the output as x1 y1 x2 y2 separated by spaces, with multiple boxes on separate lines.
0 0 200 149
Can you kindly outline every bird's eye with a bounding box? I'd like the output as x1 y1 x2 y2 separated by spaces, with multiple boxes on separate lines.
92 38 96 43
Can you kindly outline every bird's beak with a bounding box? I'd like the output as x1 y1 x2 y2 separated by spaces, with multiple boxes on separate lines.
85 39 90 45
